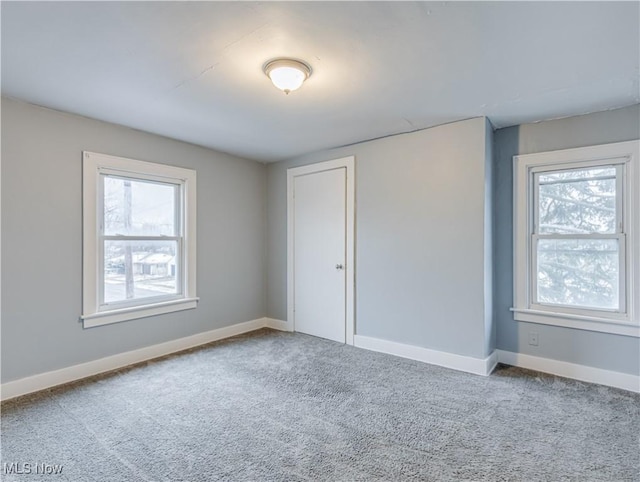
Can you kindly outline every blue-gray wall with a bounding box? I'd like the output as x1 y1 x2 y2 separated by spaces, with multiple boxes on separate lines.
1 98 266 382
267 117 494 359
493 104 640 375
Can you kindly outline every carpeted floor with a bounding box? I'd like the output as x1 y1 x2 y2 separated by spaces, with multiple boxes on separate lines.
2 329 639 481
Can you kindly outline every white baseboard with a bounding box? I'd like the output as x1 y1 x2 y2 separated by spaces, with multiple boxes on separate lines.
264 318 292 332
6 320 635 401
354 334 496 376
496 350 640 393
1 317 271 401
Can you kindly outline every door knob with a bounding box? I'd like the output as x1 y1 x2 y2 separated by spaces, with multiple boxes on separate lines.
335 264 344 270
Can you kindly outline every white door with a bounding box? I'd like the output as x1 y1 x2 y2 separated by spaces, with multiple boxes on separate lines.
293 168 346 343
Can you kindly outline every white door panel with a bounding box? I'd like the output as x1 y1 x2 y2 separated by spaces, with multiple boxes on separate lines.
293 168 346 343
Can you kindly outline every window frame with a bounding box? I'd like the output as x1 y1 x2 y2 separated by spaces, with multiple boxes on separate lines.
512 140 639 337
82 151 198 328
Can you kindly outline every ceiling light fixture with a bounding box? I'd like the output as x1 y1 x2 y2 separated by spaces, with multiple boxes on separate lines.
263 58 312 95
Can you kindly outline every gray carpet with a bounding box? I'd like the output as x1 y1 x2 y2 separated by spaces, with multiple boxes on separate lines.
2 329 639 481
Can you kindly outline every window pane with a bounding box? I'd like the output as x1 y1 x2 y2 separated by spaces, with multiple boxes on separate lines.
536 238 619 310
103 176 177 236
538 167 616 234
103 240 179 304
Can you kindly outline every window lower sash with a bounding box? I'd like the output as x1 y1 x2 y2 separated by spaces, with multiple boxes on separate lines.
530 233 626 314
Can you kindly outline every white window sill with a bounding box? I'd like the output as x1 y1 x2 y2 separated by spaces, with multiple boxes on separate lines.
511 308 639 337
82 297 199 328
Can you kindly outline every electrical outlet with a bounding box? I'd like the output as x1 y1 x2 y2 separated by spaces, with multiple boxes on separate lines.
529 332 539 346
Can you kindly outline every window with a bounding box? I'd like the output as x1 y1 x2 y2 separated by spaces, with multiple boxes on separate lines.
82 152 197 327
513 140 639 337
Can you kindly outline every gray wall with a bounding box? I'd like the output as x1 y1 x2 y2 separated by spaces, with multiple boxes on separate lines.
1 98 266 382
267 117 493 359
493 104 640 375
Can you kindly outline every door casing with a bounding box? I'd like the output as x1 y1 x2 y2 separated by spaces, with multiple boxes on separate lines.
287 156 355 345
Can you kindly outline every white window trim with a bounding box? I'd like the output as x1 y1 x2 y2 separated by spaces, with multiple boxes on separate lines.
82 151 198 328
513 140 639 337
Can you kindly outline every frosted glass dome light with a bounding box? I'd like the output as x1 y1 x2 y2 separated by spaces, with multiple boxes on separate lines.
264 59 312 94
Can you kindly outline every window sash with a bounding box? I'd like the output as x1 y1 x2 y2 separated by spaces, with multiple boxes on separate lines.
529 161 626 316
530 233 626 315
98 237 185 311
96 171 186 312
531 163 624 236
99 171 184 237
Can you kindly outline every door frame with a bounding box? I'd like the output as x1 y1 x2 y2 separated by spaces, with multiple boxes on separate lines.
287 156 355 345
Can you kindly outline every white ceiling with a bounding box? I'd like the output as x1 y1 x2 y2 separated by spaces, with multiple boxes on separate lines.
2 2 638 162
